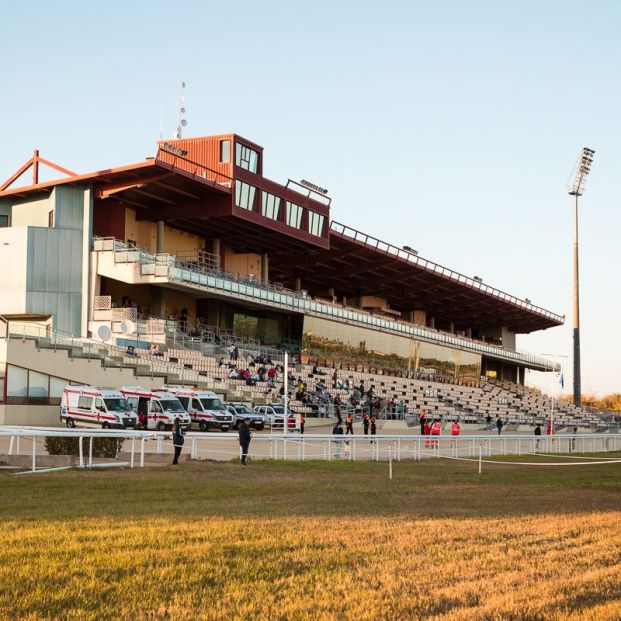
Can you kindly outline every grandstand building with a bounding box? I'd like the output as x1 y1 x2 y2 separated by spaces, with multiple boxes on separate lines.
0 134 564 424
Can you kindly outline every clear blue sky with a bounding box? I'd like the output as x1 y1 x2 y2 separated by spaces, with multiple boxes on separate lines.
1 0 619 396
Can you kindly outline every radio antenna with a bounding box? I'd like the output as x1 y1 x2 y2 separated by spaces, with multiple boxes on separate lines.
174 78 187 139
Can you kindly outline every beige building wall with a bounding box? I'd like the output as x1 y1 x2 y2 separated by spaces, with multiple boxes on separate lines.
223 246 261 278
124 208 204 255
10 195 53 228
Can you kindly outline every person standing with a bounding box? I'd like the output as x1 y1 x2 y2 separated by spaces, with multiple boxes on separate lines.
486 414 492 431
238 417 252 465
332 420 344 458
430 419 441 448
362 413 370 435
171 418 185 465
534 424 542 449
299 414 305 435
419 410 427 435
370 415 377 442
345 413 354 435
496 415 504 436
451 420 460 448
571 425 578 452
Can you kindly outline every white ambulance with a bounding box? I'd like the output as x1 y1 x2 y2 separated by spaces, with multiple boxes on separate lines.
162 387 233 432
120 386 191 431
60 386 137 429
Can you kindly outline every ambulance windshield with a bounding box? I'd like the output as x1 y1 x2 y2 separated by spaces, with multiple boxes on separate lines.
104 398 128 413
160 399 185 413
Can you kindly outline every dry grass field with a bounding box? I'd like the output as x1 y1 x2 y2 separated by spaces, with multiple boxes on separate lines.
1 456 621 620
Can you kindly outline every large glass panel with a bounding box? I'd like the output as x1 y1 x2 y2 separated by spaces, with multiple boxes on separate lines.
28 370 49 398
235 144 259 173
6 365 27 397
235 181 257 211
261 192 281 220
308 211 325 236
286 202 303 229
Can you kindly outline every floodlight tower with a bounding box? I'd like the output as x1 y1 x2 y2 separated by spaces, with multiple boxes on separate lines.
567 147 595 407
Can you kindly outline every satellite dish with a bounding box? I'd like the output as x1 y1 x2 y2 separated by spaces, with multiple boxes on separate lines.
97 325 112 342
181 119 187 127
121 319 136 335
180 107 186 113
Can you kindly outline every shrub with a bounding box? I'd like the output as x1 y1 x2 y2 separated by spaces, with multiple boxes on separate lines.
45 437 124 459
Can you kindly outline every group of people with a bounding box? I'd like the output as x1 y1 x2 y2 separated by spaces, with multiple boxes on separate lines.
485 414 505 435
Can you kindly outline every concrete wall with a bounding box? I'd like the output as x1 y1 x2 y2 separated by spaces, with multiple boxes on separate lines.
223 246 261 278
0 227 29 314
11 195 53 227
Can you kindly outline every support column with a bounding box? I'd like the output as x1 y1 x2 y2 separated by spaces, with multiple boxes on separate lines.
428 316 435 329
156 220 165 254
328 287 335 300
261 252 269 284
294 277 301 292
408 310 414 323
212 237 221 270
466 327 472 338
449 322 454 333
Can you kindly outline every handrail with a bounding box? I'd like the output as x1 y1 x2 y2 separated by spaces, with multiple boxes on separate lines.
93 237 560 372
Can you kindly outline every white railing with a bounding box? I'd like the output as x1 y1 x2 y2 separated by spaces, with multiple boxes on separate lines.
3 427 619 472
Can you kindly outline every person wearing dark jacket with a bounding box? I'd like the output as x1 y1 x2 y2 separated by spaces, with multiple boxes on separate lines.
238 418 252 465
171 418 185 465
534 424 542 449
332 421 344 458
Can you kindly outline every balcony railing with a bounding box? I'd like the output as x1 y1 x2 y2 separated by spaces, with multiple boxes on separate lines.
92 238 560 372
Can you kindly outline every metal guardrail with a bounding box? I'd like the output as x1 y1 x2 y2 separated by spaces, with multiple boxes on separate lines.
93 238 560 372
3 427 619 473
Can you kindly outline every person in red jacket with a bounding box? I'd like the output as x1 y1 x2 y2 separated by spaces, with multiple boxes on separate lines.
424 420 431 446
451 420 461 448
430 419 441 448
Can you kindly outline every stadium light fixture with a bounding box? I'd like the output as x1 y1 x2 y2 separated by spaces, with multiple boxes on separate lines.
567 147 595 408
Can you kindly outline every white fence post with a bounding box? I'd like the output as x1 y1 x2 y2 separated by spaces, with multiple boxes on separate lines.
88 437 93 468
78 437 84 468
140 437 145 467
130 437 135 469
31 436 36 472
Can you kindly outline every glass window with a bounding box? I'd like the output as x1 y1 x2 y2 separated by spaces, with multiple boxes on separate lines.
220 139 231 163
6 365 27 397
235 143 259 173
191 398 203 411
261 192 281 220
50 377 65 399
235 181 257 211
286 201 303 229
308 211 325 237
78 396 93 409
0 215 8 228
48 210 54 228
94 398 106 412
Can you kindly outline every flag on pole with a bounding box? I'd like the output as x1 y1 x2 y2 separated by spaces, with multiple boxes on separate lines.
559 372 564 389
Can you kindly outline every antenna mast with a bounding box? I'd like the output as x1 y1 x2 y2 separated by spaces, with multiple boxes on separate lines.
174 78 187 139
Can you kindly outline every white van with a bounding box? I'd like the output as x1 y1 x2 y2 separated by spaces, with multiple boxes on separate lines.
163 388 233 432
120 386 191 431
60 386 137 429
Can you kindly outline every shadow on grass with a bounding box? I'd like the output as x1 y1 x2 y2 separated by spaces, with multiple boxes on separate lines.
1 457 620 521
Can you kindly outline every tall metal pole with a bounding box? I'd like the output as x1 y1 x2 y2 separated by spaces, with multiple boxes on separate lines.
572 193 581 407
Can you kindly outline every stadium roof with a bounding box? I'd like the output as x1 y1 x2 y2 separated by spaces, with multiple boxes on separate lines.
1 143 564 335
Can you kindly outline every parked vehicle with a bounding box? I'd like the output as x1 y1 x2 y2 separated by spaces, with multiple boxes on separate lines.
253 404 296 430
60 386 137 429
120 386 191 431
163 388 233 432
226 402 265 430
